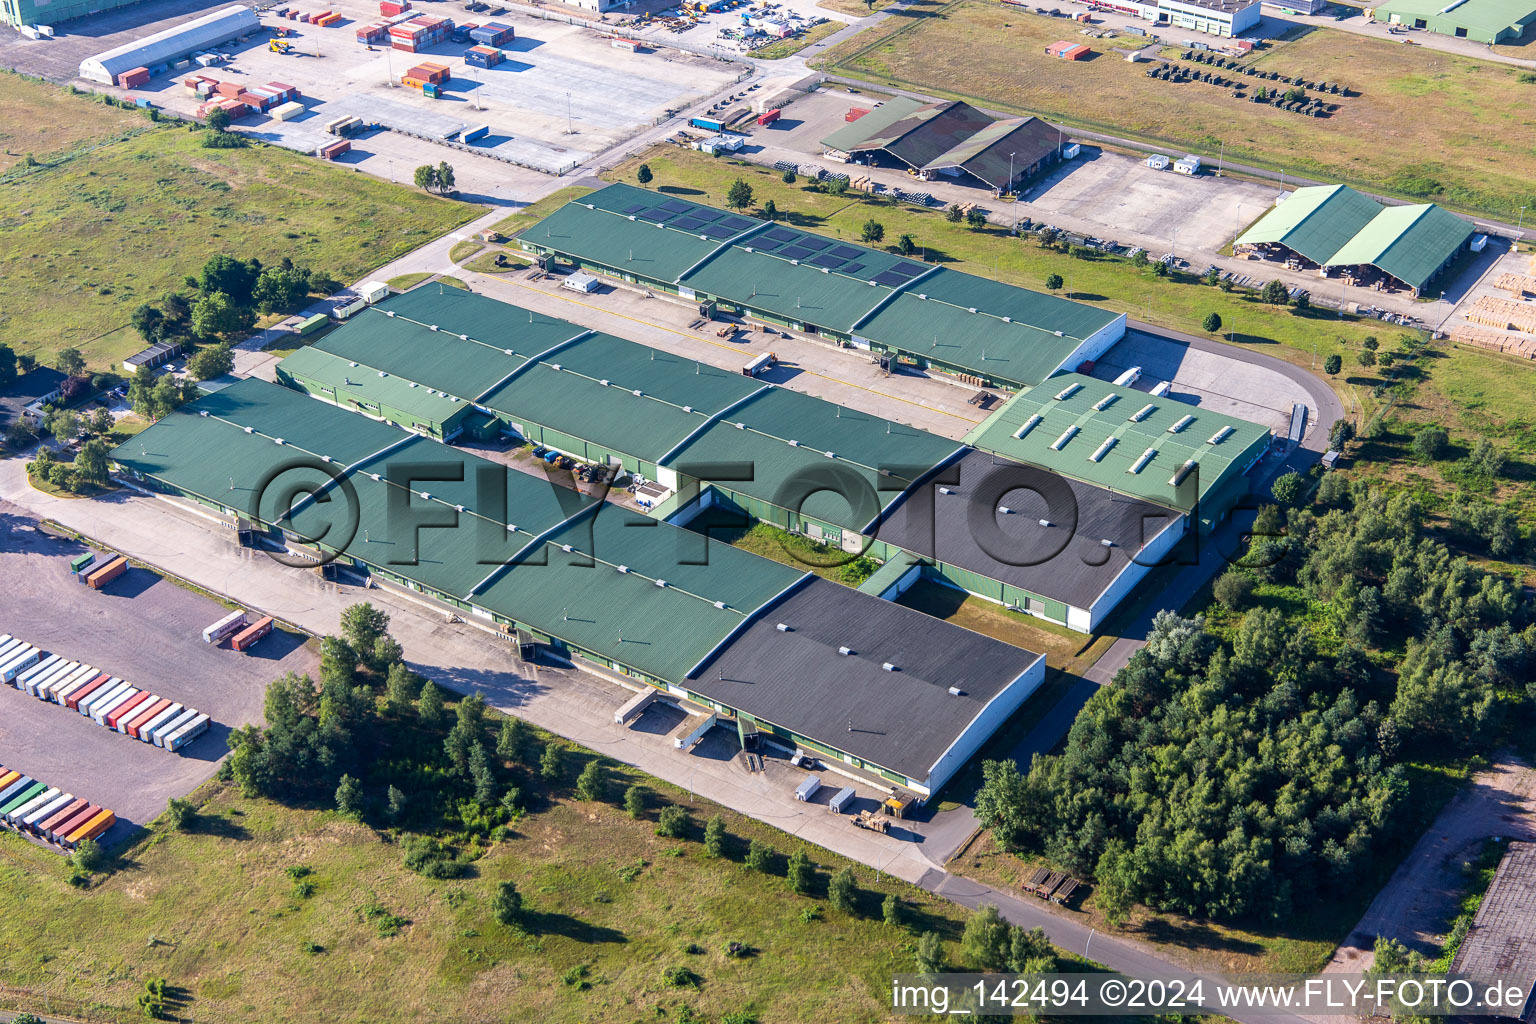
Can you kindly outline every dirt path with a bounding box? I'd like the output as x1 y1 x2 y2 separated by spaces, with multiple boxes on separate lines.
1325 757 1536 972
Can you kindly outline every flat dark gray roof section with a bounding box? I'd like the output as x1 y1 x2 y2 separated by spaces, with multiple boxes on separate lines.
874 449 1183 610
690 577 1042 781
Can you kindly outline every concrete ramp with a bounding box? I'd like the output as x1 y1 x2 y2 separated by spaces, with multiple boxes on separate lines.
614 687 661 725
670 712 718 751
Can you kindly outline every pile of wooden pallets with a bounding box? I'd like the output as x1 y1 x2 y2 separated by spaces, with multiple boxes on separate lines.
1466 296 1536 333
1449 325 1536 359
1022 866 1081 904
1494 273 1536 298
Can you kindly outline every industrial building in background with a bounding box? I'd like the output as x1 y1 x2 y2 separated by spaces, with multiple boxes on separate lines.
269 287 1269 633
1236 183 1477 296
820 98 1070 194
1369 0 1536 43
519 184 1126 389
77 5 261 85
1080 0 1263 35
110 378 1046 798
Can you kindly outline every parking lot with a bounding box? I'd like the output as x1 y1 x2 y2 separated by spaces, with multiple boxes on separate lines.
74 0 738 180
0 501 316 848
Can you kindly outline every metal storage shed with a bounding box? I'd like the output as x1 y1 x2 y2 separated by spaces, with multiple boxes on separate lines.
79 6 261 85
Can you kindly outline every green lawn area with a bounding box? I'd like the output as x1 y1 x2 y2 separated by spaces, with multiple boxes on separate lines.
0 85 477 372
0 73 145 174
0 764 968 1023
751 20 843 59
816 1 1536 219
818 0 899 15
492 185 596 239
449 240 485 263
463 249 531 275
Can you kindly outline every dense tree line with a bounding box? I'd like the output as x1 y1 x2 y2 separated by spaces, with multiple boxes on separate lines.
977 479 1534 923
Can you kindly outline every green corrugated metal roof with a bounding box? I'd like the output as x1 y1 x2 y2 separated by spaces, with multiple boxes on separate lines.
1372 0 1536 39
665 386 961 532
277 346 470 430
1323 203 1473 292
1234 184 1384 265
110 377 808 685
818 96 928 153
856 269 1123 387
964 372 1272 513
684 246 896 334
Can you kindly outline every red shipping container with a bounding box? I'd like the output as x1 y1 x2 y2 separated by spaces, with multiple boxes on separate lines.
49 804 101 842
846 106 870 122
380 0 409 14
87 556 127 590
106 691 154 731
38 798 88 837
65 674 112 711
757 108 781 127
126 698 172 739
117 66 150 88
214 80 242 98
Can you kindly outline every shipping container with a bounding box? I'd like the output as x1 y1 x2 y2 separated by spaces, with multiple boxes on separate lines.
86 556 128 590
405 60 450 83
153 708 201 748
90 686 140 726
0 776 35 810
271 100 305 121
117 66 151 88
125 698 172 739
0 636 20 661
167 713 212 752
17 654 62 691
2 783 49 822
0 645 39 684
64 809 116 847
319 139 351 159
357 21 390 42
49 667 103 705
690 116 725 131
106 691 155 731
232 616 275 651
80 679 130 718
756 108 781 127
422 82 440 98
297 313 331 336
70 552 96 574
66 673 113 711
39 798 89 838
49 803 101 843
380 0 410 14
41 664 93 701
610 37 639 51
463 45 502 68
22 792 72 832
203 610 248 644
468 20 513 45
140 703 185 743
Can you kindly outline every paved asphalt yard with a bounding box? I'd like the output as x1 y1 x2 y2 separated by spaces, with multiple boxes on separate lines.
0 500 317 847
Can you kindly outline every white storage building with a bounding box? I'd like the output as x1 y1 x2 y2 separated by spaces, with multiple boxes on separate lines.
79 5 260 85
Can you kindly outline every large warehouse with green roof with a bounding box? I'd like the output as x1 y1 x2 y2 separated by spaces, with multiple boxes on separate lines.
273 288 1219 633
518 184 1125 389
1235 184 1475 295
1371 0 1536 43
110 377 1045 797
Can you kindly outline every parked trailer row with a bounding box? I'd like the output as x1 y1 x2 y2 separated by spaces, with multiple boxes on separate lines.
5 635 212 754
231 615 274 652
0 765 116 849
203 609 248 644
85 555 128 590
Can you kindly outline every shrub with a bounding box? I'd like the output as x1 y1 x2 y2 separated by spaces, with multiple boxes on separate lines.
656 805 691 839
1412 425 1449 461
882 893 904 928
539 742 565 781
575 760 609 802
1270 471 1305 507
1202 312 1222 333
624 784 646 819
165 797 195 830
72 838 106 873
787 849 814 895
746 838 775 873
828 866 857 913
637 163 653 185
492 880 522 925
1212 571 1255 612
662 965 700 989
1045 273 1063 291
402 835 464 878
703 814 729 857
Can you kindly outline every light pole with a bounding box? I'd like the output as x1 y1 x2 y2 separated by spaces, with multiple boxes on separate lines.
1520 206 1528 239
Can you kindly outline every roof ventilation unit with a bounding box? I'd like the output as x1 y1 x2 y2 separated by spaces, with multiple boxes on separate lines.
1050 425 1078 451
274 437 286 446
882 662 897 672
1130 404 1155 422
776 622 792 632
1038 518 1052 527
616 565 630 574
1013 413 1043 439
1169 459 1198 487
713 600 727 609
823 450 835 458
1092 393 1117 411
1168 414 1195 434
369 472 381 481
997 505 1013 515
244 426 253 433
1208 425 1234 445
1053 383 1082 401
787 439 799 447
349 361 359 367
838 646 853 656
1088 437 1117 463
684 405 693 414
632 388 643 397
735 422 746 429
199 410 209 417
550 363 562 371
320 454 332 463
419 491 431 500
561 543 573 553
1100 538 1115 547
1054 330 1064 337
1129 447 1157 474
947 686 965 696
1002 316 1012 323
428 325 439 332
385 310 396 317
654 579 667 588
460 334 469 341
600 379 610 387
506 523 517 532
938 486 954 495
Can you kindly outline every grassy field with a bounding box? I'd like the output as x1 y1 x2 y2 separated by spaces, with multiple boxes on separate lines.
0 84 475 372
816 2 1536 219
751 20 843 59
0 74 145 174
0 767 970 1023
449 240 485 263
818 0 899 15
